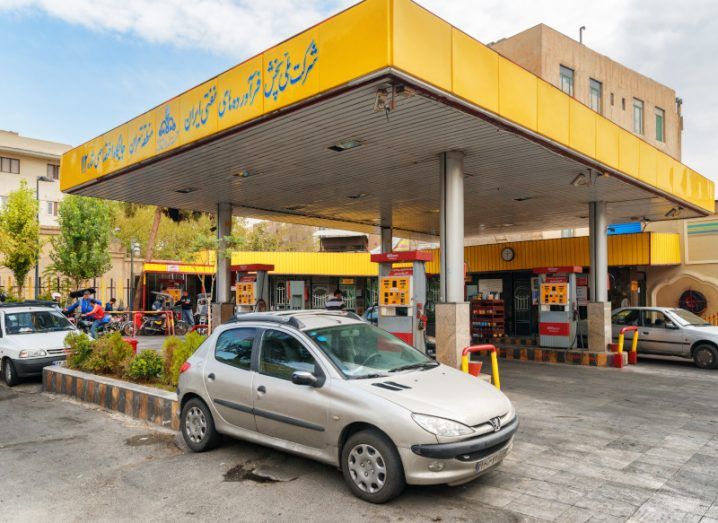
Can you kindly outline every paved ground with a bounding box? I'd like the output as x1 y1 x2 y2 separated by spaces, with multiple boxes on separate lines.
2 356 718 522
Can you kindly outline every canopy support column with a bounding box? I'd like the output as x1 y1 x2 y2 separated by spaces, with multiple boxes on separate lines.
588 201 611 352
436 151 470 368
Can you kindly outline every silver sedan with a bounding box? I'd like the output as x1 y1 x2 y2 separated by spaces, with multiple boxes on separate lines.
177 310 517 503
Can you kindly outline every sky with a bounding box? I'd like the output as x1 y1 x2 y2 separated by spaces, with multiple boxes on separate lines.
0 0 716 190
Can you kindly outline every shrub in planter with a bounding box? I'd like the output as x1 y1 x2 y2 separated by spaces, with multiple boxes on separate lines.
83 332 134 376
162 336 182 382
127 350 165 381
65 331 93 369
166 331 207 387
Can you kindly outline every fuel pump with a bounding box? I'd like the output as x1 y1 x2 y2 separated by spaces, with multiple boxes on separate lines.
370 251 432 353
232 264 274 313
534 266 582 349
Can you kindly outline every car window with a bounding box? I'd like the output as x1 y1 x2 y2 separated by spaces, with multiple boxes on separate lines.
215 327 257 370
643 310 669 328
4 310 74 335
612 309 640 326
259 329 318 380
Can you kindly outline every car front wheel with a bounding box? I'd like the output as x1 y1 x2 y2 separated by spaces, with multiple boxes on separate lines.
2 358 20 387
180 398 221 452
694 344 718 369
341 429 405 503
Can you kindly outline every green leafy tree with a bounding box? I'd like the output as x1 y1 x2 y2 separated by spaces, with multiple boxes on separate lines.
50 196 112 289
0 181 39 297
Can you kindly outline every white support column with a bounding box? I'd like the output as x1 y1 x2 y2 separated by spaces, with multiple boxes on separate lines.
589 201 608 303
379 226 392 277
436 151 470 368
588 201 611 353
216 202 232 304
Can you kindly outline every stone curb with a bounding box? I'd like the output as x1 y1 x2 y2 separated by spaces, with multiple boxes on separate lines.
42 366 180 430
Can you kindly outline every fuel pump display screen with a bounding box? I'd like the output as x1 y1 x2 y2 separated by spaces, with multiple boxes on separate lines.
379 276 411 306
235 282 256 305
540 283 568 305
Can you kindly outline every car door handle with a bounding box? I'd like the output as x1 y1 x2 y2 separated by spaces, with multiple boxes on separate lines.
642 331 649 335
207 373 215 381
257 385 266 394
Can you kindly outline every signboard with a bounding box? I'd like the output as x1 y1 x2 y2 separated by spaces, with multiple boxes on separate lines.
379 276 411 306
166 264 180 273
389 268 413 277
576 285 588 306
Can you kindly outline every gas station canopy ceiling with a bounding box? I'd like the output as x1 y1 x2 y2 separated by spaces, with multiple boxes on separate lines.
60 0 715 240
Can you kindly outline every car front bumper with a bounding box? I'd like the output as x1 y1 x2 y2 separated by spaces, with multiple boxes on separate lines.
400 416 518 486
13 355 66 378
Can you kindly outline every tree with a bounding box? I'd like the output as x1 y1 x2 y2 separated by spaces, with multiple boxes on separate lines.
0 181 39 297
50 196 112 289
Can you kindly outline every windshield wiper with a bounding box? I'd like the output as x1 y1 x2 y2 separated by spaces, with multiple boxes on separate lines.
352 373 390 380
389 362 439 373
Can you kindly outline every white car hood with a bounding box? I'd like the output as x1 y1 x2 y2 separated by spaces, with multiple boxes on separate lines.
354 364 512 427
3 330 74 351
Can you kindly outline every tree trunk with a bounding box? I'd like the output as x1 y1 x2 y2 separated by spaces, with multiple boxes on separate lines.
132 206 162 310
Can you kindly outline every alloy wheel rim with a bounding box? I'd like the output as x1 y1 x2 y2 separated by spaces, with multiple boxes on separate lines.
185 406 207 443
347 444 387 493
5 363 11 381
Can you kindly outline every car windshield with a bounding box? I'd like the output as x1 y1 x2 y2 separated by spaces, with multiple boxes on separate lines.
4 310 74 335
671 308 711 326
306 323 437 379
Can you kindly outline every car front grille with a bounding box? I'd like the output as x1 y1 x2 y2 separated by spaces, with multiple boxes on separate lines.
47 348 68 355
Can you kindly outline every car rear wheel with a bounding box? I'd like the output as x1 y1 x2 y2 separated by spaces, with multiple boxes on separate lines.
181 398 221 452
693 344 718 369
341 429 405 503
2 358 20 387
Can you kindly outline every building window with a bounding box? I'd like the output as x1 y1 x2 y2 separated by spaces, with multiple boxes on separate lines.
633 98 644 134
610 93 614 106
560 65 574 96
589 78 602 113
622 98 626 110
47 163 60 180
46 201 59 217
655 107 665 142
0 156 20 174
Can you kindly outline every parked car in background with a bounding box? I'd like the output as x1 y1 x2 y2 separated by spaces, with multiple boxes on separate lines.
611 307 718 369
0 302 77 386
177 310 517 503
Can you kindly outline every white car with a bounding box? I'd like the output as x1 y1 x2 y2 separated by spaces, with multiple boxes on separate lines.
0 302 77 386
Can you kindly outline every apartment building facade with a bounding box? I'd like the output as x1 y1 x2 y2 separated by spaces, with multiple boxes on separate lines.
490 24 682 160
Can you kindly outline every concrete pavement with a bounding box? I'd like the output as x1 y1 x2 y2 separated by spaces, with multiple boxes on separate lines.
2 357 718 522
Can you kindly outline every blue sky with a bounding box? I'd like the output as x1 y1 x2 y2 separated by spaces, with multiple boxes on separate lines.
0 0 715 191
0 11 234 145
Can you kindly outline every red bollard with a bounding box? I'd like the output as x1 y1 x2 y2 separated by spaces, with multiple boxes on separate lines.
124 338 138 354
612 352 624 368
628 352 638 365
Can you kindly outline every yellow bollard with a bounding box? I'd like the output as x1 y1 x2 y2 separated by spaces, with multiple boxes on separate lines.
617 332 625 354
460 353 469 373
490 350 501 390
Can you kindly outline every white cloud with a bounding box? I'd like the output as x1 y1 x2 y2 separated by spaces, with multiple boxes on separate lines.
1 0 715 189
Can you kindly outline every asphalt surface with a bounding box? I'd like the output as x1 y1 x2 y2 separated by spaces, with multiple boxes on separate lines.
2 356 718 522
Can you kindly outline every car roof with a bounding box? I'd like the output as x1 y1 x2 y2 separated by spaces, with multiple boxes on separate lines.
224 310 365 331
0 305 58 314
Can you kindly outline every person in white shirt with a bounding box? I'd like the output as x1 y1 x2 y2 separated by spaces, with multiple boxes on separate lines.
325 289 346 311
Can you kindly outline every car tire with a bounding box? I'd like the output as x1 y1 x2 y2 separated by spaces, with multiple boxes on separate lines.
174 321 189 336
693 344 718 370
180 398 221 452
2 358 20 387
121 322 135 337
341 429 406 504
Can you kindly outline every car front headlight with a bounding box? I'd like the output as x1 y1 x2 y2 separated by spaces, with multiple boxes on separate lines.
19 349 48 358
411 413 474 437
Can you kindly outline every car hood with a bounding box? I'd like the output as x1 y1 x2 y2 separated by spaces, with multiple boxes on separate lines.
352 364 512 427
683 324 718 338
2 330 75 351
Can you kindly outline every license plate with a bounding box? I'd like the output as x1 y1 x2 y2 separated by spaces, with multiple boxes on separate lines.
52 360 65 366
476 443 511 472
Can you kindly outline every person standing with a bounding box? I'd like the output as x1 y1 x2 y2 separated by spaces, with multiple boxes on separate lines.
105 297 117 311
325 289 346 311
179 290 194 326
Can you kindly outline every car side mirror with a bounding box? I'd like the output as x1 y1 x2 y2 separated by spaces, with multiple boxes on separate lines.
291 371 320 387
665 321 679 330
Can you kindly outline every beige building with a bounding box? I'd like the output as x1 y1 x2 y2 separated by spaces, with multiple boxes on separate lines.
0 130 141 303
490 24 682 160
646 204 718 319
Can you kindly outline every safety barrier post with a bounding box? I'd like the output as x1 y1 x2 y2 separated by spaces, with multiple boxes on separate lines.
461 345 501 390
614 326 639 368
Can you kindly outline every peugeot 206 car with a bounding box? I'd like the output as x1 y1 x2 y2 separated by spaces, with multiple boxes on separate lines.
177 311 517 503
0 302 77 386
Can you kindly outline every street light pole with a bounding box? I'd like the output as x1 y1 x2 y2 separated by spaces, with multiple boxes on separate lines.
35 175 54 299
129 240 140 309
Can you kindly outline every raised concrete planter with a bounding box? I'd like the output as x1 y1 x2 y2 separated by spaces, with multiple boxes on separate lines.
42 366 179 430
